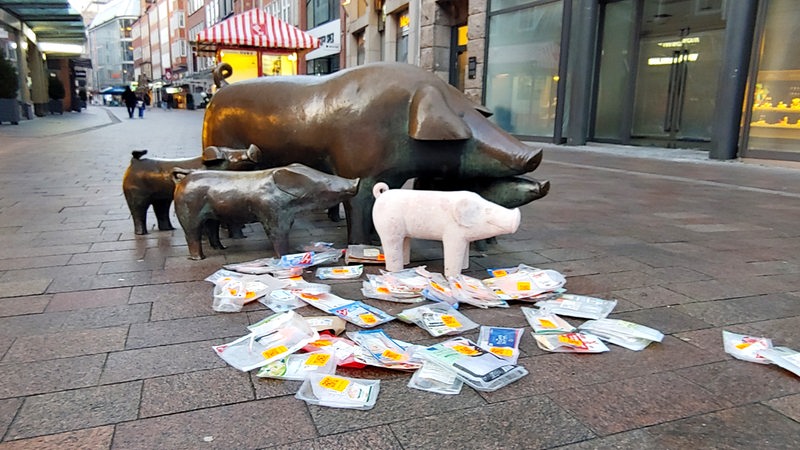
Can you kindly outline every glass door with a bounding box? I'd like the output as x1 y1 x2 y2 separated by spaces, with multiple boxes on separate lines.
632 28 725 145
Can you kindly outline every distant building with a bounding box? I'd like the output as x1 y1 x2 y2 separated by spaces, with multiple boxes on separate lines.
88 0 141 91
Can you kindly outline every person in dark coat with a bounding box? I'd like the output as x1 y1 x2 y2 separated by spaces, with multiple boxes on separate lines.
122 86 137 119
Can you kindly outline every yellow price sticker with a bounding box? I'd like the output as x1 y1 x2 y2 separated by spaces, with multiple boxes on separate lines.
262 345 288 360
558 334 585 347
245 291 257 299
441 315 461 328
538 319 556 329
492 270 508 277
431 281 445 292
517 281 532 291
452 344 481 356
305 353 331 366
377 287 390 294
311 339 332 346
490 347 514 357
382 349 404 361
377 254 385 261
735 342 753 350
332 268 348 274
360 313 378 324
319 375 350 392
300 293 320 301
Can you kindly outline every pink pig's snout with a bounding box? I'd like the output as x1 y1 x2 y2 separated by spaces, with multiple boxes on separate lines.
488 206 521 235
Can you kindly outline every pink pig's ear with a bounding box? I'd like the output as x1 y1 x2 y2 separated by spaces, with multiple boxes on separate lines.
452 197 482 228
409 85 472 141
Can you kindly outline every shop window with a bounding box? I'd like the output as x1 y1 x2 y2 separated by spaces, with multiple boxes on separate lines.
485 0 563 137
745 0 800 157
307 55 340 75
396 10 409 63
356 31 365 65
307 0 340 29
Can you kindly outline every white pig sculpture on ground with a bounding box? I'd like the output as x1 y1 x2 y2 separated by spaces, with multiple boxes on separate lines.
371 182 521 277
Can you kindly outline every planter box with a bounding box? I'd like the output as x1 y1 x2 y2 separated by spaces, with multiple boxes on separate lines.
0 98 20 124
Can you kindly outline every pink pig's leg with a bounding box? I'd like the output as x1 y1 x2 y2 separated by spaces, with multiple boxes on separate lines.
382 235 406 272
442 237 469 278
403 237 411 265
462 245 470 270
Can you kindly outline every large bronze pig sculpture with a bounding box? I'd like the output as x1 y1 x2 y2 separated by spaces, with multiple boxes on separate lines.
172 163 359 260
122 145 261 235
202 62 543 244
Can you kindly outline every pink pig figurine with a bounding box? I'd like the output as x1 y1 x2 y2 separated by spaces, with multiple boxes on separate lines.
371 182 521 277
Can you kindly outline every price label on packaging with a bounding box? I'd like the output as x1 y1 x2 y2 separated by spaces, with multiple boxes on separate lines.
382 349 404 361
245 291 257 299
359 313 377 325
319 375 350 392
311 339 332 347
441 315 461 328
377 287 390 294
452 344 480 356
332 268 348 274
300 293 321 301
558 334 587 349
492 269 508 277
538 318 557 329
262 345 288 360
490 347 514 357
517 281 532 291
305 353 331 366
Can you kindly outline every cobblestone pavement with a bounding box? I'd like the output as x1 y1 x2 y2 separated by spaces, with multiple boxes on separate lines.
0 106 799 449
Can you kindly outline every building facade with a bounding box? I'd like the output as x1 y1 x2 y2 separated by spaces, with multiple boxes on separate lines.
88 0 140 92
341 0 799 162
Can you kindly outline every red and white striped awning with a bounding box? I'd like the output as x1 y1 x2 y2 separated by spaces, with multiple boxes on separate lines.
195 9 319 51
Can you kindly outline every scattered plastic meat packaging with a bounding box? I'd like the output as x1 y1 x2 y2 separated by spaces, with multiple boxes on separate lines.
213 310 319 371
449 274 508 308
304 316 347 336
758 347 800 377
534 294 617 319
205 269 287 313
255 349 337 380
361 276 425 303
521 307 576 334
422 273 458 305
259 289 306 313
294 291 394 328
533 332 610 353
722 330 773 364
483 266 566 300
418 337 528 392
295 373 380 410
347 329 421 370
223 245 342 277
345 245 385 265
477 326 523 364
302 332 364 368
578 319 664 351
397 303 479 337
408 362 464 395
316 265 364 280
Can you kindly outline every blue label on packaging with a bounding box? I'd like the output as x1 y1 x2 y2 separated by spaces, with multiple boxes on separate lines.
487 328 518 347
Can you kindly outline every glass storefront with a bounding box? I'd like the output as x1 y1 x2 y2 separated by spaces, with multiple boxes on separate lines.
743 0 800 159
485 0 563 137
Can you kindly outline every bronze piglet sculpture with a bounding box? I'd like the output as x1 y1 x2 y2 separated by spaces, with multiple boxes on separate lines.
172 163 360 260
203 62 543 244
122 145 262 235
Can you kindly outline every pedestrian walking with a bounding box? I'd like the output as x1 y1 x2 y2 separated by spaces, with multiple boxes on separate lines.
122 86 137 119
137 92 150 118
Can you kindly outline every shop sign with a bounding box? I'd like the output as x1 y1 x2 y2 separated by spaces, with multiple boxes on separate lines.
306 19 341 60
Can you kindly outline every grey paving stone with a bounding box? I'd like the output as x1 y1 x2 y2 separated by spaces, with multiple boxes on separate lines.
480 336 725 404
140 367 254 418
308 377 486 436
0 295 51 317
98 257 166 274
2 326 128 363
562 270 654 295
0 337 12 360
0 254 71 271
609 306 712 334
0 244 91 260
149 295 218 320
555 429 665 450
45 287 131 312
391 395 595 449
668 277 788 302
675 360 800 405
129 280 210 304
100 339 227 384
640 404 800 449
68 249 144 265
0 398 22 440
764 393 800 422
0 303 150 339
677 293 800 327
0 279 51 299
112 397 317 450
263 425 403 450
745 316 800 348
251 374 304 400
0 354 105 399
0 426 114 449
608 285 697 308
550 371 728 436
125 314 250 349
6 382 141 440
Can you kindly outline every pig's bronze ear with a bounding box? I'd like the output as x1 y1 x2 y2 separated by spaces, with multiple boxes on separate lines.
475 103 493 118
202 146 224 163
409 85 472 141
273 166 310 199
246 144 262 162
